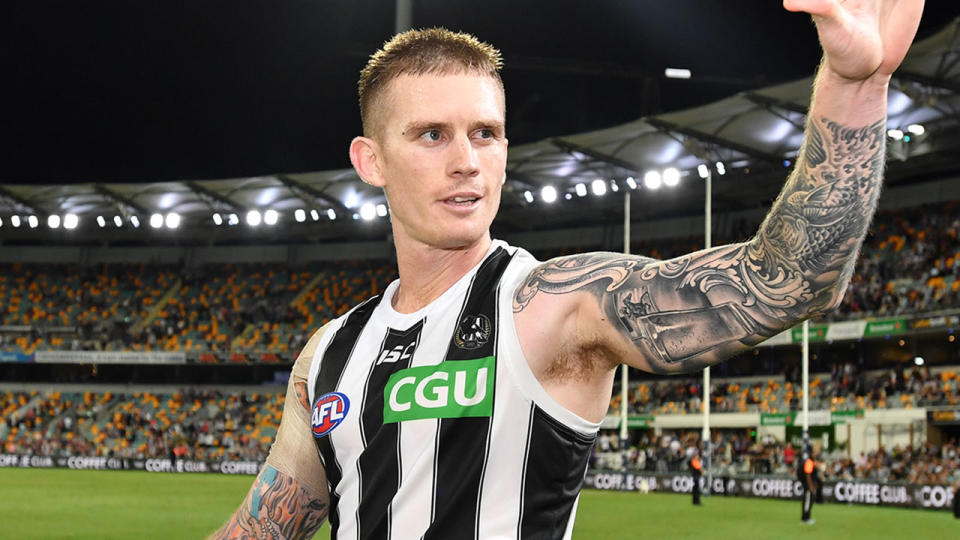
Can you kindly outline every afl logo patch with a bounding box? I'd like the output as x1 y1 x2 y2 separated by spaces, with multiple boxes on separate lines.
312 392 350 438
454 314 491 350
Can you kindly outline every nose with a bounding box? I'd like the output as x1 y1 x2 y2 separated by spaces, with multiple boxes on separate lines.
447 133 479 178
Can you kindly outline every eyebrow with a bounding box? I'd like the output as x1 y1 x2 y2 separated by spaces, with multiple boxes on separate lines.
401 120 505 136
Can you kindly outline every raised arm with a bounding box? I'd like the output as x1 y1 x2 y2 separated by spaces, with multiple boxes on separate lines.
210 327 331 539
514 1 924 376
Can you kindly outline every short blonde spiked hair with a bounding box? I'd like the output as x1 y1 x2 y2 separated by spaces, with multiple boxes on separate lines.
358 27 504 137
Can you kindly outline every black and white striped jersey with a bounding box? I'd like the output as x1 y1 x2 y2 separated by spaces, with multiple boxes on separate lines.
307 240 600 540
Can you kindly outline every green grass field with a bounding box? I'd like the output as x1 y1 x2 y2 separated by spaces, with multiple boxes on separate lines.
0 468 955 539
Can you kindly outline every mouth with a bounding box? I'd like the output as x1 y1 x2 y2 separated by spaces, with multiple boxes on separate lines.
443 195 481 207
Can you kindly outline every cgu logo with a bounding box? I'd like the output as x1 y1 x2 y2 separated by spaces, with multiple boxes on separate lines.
383 356 496 423
312 392 350 438
377 340 418 365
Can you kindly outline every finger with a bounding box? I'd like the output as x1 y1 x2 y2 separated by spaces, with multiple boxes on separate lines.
783 0 839 18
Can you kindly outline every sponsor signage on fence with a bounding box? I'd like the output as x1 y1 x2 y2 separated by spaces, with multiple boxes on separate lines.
0 351 33 363
34 351 186 365
583 471 955 511
0 453 263 475
928 409 960 425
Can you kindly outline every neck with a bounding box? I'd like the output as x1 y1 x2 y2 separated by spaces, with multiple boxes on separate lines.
391 232 493 314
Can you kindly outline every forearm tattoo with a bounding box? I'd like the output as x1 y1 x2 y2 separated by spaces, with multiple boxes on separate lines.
212 465 328 540
515 116 885 374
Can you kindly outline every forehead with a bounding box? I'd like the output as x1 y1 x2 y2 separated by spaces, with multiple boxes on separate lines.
378 72 505 127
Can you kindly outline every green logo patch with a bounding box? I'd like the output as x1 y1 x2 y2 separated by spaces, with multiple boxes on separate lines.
383 356 495 423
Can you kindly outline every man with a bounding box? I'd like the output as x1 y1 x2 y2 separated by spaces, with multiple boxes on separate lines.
212 1 925 538
798 446 816 524
690 446 703 506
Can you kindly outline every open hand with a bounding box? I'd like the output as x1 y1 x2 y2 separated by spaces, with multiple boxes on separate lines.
783 0 925 82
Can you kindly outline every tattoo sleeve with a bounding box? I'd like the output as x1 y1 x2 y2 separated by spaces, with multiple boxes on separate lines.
515 115 885 374
210 464 328 540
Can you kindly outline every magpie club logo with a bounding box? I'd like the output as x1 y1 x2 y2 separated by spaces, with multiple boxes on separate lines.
312 392 350 438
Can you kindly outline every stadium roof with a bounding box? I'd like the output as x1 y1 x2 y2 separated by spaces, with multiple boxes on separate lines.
2 17 959 246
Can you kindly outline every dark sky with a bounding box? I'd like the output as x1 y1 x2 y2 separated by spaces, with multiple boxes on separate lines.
5 1 959 184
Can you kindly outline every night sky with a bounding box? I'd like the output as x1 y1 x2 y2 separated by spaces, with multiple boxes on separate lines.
5 1 958 184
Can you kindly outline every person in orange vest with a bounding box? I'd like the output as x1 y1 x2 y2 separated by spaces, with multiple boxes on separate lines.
690 448 703 506
798 446 816 524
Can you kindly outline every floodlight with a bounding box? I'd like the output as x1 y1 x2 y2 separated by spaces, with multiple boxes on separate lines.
327 209 336 220
715 161 726 176
360 203 376 221
663 167 680 187
64 214 79 229
310 209 320 221
113 216 123 227
541 185 557 203
523 191 534 203
212 213 223 225
626 177 637 189
263 209 279 226
591 179 606 196
610 180 619 193
165 213 180 229
129 216 140 228
887 129 903 140
11 215 20 228
28 216 39 229
294 209 306 223
664 67 691 79
246 210 262 227
697 164 709 179
906 124 924 136
150 214 163 228
914 356 924 366
48 215 61 229
227 213 239 226
575 183 587 197
376 204 387 217
96 215 106 228
644 171 662 190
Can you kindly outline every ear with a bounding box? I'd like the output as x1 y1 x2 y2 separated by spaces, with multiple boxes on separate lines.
349 136 385 188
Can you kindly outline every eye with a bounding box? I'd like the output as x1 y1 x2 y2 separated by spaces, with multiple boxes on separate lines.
476 129 494 139
420 129 442 143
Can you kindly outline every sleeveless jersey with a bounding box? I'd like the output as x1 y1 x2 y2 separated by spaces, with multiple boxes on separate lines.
307 240 600 540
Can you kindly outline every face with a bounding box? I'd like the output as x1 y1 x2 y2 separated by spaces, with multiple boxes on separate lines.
356 72 508 251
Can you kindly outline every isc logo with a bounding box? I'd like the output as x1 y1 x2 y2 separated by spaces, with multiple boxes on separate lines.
376 340 417 365
312 392 350 438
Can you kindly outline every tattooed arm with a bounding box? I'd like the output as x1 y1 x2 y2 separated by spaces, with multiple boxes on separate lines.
514 1 924 379
210 326 332 539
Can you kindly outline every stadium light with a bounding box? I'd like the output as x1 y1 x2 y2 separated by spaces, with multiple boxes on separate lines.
610 180 619 193
541 185 557 203
591 179 606 196
664 67 692 79
360 203 376 221
28 216 39 229
212 213 223 226
914 356 924 366
311 209 320 221
575 183 587 197
376 204 388 217
48 214 61 229
0 216 3 227
644 171 662 190
64 213 79 230
663 167 680 187
129 215 140 228
246 210 262 227
263 209 279 226
227 213 239 226
294 209 306 223
887 128 904 140
113 215 123 227
149 213 163 228
327 209 336 220
715 161 726 176
564 193 573 200
523 190 534 203
11 215 20 228
625 177 637 190
96 215 106 228
907 124 925 136
165 212 181 229
697 164 709 179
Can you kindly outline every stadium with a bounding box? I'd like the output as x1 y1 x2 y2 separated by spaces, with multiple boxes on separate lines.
3 2 960 539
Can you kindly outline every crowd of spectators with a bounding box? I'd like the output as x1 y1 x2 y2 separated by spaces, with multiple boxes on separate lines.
2 389 282 462
591 428 960 487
